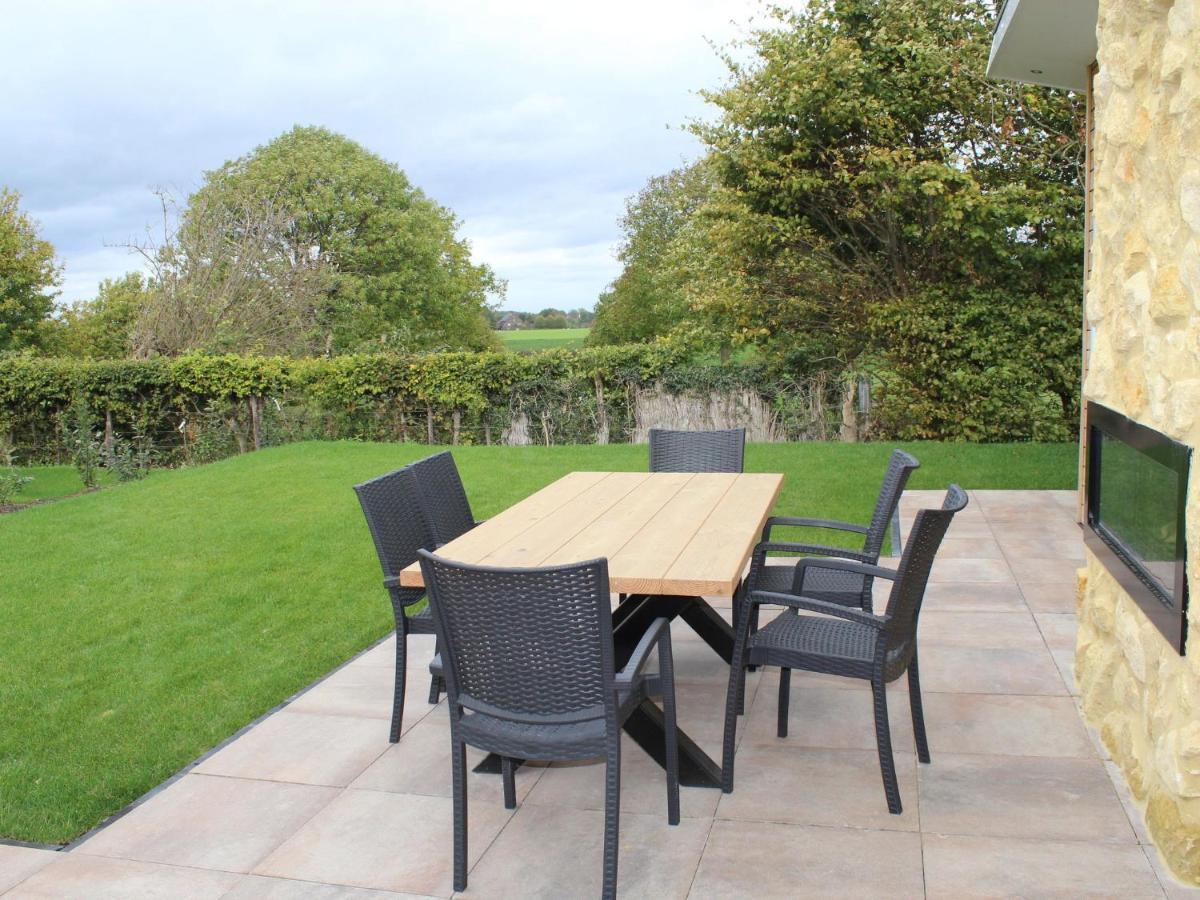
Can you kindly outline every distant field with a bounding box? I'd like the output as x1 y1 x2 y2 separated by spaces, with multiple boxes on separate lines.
499 327 589 352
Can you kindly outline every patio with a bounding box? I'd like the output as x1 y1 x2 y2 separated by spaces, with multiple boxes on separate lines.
0 489 1191 898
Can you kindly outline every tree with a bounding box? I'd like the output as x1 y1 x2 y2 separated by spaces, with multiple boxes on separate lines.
690 0 1085 438
589 162 714 347
532 308 569 329
56 272 151 359
130 189 337 358
0 188 59 352
185 126 501 355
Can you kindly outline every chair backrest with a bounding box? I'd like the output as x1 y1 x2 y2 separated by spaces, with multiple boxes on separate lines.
418 551 617 726
410 451 476 546
354 466 432 602
881 484 968 673
648 428 746 473
862 449 921 560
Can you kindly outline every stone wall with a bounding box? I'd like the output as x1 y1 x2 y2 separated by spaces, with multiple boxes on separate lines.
1076 0 1200 883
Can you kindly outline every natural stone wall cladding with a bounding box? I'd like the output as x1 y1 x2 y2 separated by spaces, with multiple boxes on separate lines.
1078 0 1200 883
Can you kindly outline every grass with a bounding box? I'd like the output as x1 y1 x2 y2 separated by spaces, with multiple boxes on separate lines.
9 465 116 503
0 439 1076 843
499 327 589 352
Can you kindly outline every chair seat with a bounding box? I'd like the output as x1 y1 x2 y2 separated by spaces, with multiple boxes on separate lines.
751 561 869 608
457 681 649 761
748 611 878 679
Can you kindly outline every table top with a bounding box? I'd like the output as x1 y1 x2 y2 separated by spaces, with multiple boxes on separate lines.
399 470 784 597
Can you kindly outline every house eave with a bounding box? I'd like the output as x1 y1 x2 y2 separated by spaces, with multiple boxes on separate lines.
987 0 1098 91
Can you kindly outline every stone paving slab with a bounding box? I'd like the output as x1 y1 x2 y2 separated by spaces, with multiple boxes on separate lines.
2 489 1192 898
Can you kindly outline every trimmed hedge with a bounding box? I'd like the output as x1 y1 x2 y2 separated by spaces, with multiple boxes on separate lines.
1 347 821 463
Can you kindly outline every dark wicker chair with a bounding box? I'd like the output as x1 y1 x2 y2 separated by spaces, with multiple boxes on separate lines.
418 551 680 898
722 485 967 815
648 427 745 473
738 449 919 633
410 451 479 547
354 466 442 743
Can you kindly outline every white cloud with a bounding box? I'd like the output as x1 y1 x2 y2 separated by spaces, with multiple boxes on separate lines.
2 0 776 311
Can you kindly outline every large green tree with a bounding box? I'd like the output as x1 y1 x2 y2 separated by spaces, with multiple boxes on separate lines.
589 162 715 347
176 126 501 356
599 1 1084 440
692 0 1085 439
0 189 59 353
55 272 151 359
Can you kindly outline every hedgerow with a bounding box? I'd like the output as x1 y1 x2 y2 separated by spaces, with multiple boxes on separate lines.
0 343 1073 464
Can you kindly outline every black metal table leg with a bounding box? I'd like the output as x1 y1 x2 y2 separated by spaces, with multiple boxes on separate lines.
623 699 722 788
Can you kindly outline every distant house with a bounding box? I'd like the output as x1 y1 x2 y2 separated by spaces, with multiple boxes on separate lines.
496 313 522 331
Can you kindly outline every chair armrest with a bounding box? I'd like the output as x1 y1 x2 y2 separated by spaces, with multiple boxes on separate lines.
748 590 887 629
615 617 671 686
383 577 425 607
761 516 869 542
792 556 897 597
753 538 873 567
753 540 872 563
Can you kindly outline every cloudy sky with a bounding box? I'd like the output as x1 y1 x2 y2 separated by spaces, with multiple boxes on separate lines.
3 0 773 312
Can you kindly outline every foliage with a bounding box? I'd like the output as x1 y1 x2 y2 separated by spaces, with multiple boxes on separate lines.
183 126 501 355
0 442 32 505
1 347 715 461
52 272 152 359
594 0 1085 441
102 424 155 482
130 189 338 358
66 395 103 488
589 161 716 348
0 438 1076 842
0 188 60 353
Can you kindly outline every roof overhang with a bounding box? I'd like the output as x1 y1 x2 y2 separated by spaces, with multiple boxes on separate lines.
987 0 1098 91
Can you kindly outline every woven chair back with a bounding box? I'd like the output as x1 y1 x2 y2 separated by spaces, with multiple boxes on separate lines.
418 553 617 725
411 451 476 545
648 428 746 473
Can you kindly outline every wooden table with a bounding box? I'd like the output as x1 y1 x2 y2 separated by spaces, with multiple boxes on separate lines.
399 470 784 788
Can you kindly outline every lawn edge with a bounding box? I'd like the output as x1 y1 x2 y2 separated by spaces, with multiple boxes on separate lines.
0 631 394 853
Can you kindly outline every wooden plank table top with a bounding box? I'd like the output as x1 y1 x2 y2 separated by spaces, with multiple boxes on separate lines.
399 471 784 597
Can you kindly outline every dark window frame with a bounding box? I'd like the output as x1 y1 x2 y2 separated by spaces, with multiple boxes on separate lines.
1084 401 1190 655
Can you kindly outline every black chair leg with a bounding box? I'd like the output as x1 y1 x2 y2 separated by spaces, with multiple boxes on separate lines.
721 620 751 793
602 738 621 900
451 735 468 892
908 653 931 764
501 757 517 810
777 668 791 738
746 603 761 671
872 677 902 815
390 619 408 743
428 637 444 704
658 632 680 826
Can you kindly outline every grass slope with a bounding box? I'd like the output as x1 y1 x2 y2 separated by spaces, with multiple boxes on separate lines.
499 327 589 352
0 440 1076 842
11 466 115 503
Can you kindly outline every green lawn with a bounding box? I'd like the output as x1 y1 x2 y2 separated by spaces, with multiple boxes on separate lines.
0 440 1076 843
499 327 589 352
9 465 116 503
